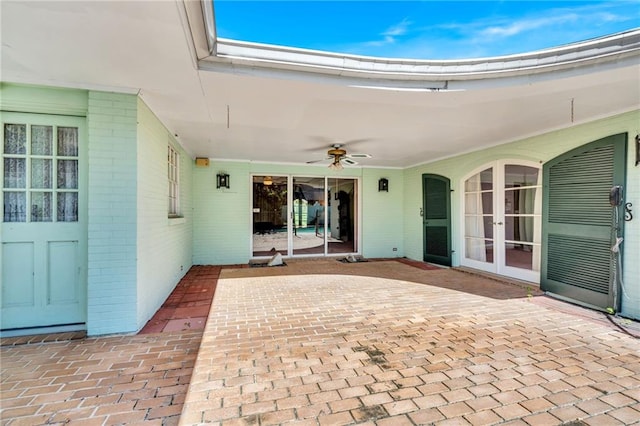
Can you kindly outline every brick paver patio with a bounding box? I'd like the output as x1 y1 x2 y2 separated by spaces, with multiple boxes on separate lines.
2 260 639 425
180 260 640 425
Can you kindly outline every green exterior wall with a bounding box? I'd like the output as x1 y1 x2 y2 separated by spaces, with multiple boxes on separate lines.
404 110 640 319
1 84 194 335
3 82 637 332
86 91 139 335
192 162 405 264
136 99 193 329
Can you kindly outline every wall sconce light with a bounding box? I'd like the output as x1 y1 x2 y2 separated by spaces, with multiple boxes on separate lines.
216 173 230 189
635 134 639 166
378 178 389 192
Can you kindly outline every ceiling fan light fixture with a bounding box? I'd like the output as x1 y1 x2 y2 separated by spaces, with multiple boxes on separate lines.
328 161 343 171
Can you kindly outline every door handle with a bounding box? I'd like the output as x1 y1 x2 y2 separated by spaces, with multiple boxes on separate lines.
493 222 503 225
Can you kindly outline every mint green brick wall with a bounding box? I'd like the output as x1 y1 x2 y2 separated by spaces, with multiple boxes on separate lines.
87 91 138 335
404 110 640 319
136 99 193 329
192 162 402 264
361 168 404 258
0 83 88 116
193 161 251 265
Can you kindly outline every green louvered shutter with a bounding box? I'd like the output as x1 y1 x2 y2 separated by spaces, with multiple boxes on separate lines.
422 174 452 266
541 134 627 310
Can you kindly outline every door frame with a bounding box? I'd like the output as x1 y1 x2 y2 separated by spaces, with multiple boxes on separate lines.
250 174 362 258
459 159 542 283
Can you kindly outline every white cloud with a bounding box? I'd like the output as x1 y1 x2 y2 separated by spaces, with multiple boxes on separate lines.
331 1 639 59
382 18 412 38
363 18 413 47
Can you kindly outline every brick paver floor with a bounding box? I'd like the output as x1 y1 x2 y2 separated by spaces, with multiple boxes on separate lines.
1 331 201 425
2 260 639 425
180 260 640 425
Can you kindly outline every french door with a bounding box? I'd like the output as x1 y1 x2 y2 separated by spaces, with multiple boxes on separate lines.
252 175 358 258
462 161 542 283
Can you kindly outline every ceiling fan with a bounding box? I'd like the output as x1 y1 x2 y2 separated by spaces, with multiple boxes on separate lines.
306 143 372 170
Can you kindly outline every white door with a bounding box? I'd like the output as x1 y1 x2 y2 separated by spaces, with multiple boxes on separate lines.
1 113 87 333
461 161 542 283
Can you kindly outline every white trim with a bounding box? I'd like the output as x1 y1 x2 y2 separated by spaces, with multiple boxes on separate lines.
193 25 640 89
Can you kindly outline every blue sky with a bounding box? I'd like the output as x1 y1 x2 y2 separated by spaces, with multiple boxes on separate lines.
214 1 640 59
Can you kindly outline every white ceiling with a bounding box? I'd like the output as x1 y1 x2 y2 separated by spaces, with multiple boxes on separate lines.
2 1 639 168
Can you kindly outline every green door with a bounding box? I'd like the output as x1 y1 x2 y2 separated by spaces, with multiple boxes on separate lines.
1 113 87 333
541 134 626 310
422 174 452 266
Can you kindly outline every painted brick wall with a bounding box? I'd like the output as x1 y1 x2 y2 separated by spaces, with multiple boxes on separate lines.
136 99 193 328
404 110 640 319
362 168 404 258
192 162 402 264
86 92 139 335
193 161 251 265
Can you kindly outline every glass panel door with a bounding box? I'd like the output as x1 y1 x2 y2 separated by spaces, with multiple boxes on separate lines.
462 162 542 282
500 164 542 281
327 178 357 255
463 167 494 266
252 176 288 257
292 177 326 255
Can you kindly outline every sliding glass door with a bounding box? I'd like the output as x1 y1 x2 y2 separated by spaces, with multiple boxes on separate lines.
292 177 325 255
252 175 358 258
252 176 288 257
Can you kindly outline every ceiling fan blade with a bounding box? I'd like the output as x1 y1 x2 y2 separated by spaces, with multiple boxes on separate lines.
346 153 372 159
342 158 359 166
306 157 331 164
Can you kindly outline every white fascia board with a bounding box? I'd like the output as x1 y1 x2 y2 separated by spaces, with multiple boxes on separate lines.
198 30 640 89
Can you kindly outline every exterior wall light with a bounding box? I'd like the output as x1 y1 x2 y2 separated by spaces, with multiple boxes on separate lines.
217 173 230 189
378 178 389 192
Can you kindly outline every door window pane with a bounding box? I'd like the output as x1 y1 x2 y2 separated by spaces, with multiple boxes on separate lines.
57 127 78 156
505 188 539 215
252 176 288 257
465 238 494 263
58 192 78 222
505 165 539 188
4 158 26 188
504 216 535 243
57 160 78 189
328 178 356 255
465 216 494 239
464 168 492 191
4 124 26 155
31 159 53 189
31 125 53 155
293 177 325 255
31 192 53 222
3 192 26 222
505 243 534 270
